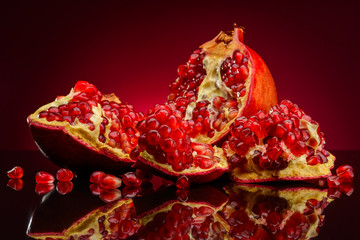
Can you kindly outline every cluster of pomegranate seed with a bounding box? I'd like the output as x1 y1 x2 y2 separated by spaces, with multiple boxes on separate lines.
35 169 74 195
7 166 24 191
220 50 249 96
99 100 143 153
96 202 140 239
327 165 354 198
38 81 102 130
225 100 330 171
168 49 206 104
137 203 226 239
89 171 144 202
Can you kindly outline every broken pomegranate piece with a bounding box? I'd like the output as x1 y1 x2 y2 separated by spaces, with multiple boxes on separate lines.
223 100 335 182
222 184 334 239
132 103 228 183
28 81 144 173
167 26 277 145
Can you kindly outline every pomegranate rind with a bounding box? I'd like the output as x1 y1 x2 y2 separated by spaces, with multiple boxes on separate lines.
189 28 277 145
27 198 135 239
28 86 137 172
223 184 333 240
135 146 228 183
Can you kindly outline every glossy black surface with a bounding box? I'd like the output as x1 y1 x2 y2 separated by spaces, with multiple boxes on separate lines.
1 150 359 239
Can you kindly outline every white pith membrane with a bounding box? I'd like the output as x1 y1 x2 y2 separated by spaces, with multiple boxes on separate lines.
138 201 230 239
28 87 136 160
140 145 228 175
28 199 137 239
182 29 253 144
223 185 333 239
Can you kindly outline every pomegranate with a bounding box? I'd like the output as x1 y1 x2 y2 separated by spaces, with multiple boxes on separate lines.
7 166 23 179
167 26 277 144
222 184 334 239
131 26 277 184
28 81 144 173
223 100 335 182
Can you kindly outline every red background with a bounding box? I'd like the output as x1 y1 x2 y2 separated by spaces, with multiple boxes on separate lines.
1 0 359 150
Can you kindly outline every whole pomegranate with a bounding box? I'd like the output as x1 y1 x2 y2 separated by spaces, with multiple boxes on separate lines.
28 81 144 172
223 100 335 182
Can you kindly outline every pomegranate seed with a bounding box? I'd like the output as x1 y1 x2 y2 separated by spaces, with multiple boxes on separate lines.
307 155 321 165
122 186 141 198
122 172 142 187
327 175 341 188
339 182 354 196
89 184 102 195
176 175 190 189
100 189 122 203
336 165 354 182
7 179 23 191
35 183 55 195
56 181 73 195
7 166 23 179
56 168 74 181
90 171 105 183
100 174 122 189
35 171 55 184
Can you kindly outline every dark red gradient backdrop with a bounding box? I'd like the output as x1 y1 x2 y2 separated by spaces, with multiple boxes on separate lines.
1 0 359 150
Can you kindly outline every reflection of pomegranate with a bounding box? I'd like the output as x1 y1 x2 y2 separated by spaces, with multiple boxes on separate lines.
222 184 334 239
132 26 277 183
223 100 335 182
28 81 144 172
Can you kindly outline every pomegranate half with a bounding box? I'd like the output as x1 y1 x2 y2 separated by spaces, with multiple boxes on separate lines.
223 100 335 182
132 26 278 183
28 81 144 173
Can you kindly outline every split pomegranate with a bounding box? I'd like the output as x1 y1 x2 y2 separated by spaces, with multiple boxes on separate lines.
7 166 23 179
28 81 144 172
222 184 334 239
35 171 55 184
167 26 277 144
56 168 74 181
223 100 335 182
131 26 277 184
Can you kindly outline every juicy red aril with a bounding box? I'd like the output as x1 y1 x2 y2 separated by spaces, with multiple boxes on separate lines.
122 172 142 187
100 174 122 189
35 183 55 195
327 175 341 188
56 181 73 195
99 189 122 203
90 171 105 183
56 168 74 181
89 183 102 195
35 171 55 184
7 166 23 179
122 186 141 198
176 175 190 189
7 179 23 191
336 165 354 182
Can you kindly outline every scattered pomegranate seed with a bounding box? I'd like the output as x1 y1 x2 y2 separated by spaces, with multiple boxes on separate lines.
7 166 23 179
339 182 354 196
56 181 73 195
7 179 23 191
99 188 122 203
100 174 122 189
90 171 105 183
176 175 190 189
56 168 74 182
122 172 142 187
327 175 341 188
336 165 354 182
35 171 55 184
122 186 141 198
35 183 55 195
89 183 102 195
